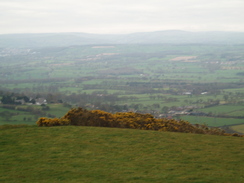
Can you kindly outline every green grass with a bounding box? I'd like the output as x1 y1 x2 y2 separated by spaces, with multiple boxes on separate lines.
0 125 243 183
180 115 244 127
0 104 70 125
231 124 244 134
228 111 244 117
199 105 244 116
47 104 71 117
223 88 244 93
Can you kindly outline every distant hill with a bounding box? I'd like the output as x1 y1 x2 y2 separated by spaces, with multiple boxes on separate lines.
1 30 244 48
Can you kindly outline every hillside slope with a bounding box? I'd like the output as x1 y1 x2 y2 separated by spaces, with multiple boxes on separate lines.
0 125 243 183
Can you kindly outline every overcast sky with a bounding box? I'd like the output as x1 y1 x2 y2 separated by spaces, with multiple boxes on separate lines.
0 0 244 34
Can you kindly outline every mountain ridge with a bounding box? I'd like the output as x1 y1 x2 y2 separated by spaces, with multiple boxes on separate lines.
1 30 244 48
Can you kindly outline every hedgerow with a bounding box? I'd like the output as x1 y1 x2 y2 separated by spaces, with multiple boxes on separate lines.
36 107 243 137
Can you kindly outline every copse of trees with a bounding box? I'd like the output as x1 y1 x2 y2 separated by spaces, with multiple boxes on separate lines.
1 95 21 105
36 107 243 137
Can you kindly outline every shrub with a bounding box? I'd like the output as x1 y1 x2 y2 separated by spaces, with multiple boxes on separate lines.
36 117 70 127
36 107 243 137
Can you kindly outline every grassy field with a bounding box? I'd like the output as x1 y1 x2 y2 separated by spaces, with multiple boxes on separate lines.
0 104 70 125
0 125 243 183
46 104 70 117
0 44 244 135
231 124 244 134
198 105 244 116
180 115 244 127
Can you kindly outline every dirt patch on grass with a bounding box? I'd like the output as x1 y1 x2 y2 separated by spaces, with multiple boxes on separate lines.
170 56 197 62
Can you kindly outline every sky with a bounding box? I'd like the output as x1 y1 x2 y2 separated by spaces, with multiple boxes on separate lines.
0 0 244 34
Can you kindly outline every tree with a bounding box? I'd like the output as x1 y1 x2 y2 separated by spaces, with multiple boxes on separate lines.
223 95 229 101
1 95 14 104
162 106 169 113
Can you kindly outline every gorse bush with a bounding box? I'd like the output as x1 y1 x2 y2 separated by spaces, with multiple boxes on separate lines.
36 107 243 137
36 117 70 127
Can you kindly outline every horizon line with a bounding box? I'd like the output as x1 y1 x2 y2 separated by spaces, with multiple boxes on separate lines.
1 29 244 35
